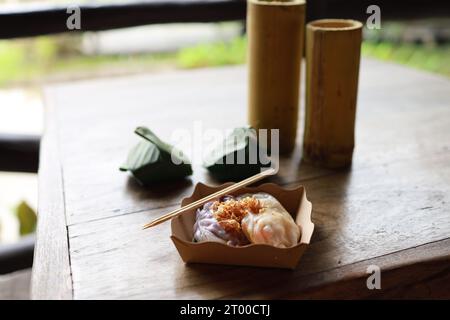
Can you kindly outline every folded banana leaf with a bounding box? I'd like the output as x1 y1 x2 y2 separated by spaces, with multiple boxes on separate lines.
203 126 271 181
120 127 192 185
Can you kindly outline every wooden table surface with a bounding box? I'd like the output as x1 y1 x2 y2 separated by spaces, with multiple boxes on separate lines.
32 59 450 299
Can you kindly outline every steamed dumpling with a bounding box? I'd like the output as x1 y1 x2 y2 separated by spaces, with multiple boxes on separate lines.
239 193 300 248
193 193 300 248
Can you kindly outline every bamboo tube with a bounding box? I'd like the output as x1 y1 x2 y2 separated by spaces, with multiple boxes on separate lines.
303 19 363 168
247 0 306 154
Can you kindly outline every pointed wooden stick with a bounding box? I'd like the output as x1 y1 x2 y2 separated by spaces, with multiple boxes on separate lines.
143 167 276 229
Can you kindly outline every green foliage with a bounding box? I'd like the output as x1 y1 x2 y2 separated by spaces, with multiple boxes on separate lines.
0 36 176 86
35 37 58 62
0 37 60 85
177 37 247 69
0 33 448 87
0 41 26 84
362 41 450 76
15 201 37 236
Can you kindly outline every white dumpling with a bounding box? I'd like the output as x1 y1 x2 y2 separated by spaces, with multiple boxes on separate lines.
239 193 300 248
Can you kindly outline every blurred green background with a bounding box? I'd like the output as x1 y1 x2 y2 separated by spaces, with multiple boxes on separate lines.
0 20 448 88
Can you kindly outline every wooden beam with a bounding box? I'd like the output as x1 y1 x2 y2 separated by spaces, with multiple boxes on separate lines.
0 134 40 173
0 235 34 275
0 0 246 39
1 0 449 39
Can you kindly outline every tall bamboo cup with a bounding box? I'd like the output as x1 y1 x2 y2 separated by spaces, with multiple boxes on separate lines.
247 0 306 154
303 19 363 168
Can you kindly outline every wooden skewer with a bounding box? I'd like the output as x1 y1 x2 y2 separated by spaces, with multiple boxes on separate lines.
143 167 276 229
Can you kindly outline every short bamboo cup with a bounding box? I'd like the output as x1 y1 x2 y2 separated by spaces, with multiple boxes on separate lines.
303 19 363 168
247 0 306 154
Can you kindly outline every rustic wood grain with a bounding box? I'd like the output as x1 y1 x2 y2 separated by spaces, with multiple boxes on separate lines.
283 238 450 299
47 66 334 226
36 59 450 299
31 96 73 300
67 153 450 299
238 238 450 299
46 61 450 226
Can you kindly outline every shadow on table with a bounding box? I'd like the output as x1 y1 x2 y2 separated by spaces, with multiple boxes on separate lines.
125 176 194 202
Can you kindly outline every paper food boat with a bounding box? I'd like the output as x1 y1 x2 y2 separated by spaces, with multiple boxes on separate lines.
171 182 314 269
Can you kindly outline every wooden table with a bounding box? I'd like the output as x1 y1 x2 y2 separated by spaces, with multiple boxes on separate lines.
31 59 450 299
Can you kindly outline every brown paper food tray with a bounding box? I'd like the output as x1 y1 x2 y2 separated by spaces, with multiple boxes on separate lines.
171 182 314 269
